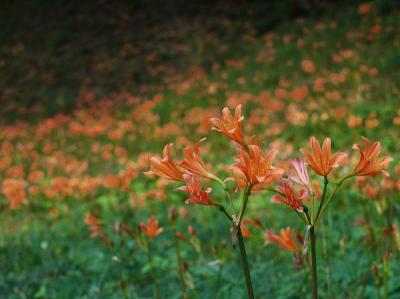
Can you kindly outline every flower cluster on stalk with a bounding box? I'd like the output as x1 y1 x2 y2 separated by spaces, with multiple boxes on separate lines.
145 104 392 256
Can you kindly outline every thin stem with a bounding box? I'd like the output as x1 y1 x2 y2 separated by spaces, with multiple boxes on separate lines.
383 257 389 299
316 175 354 224
224 186 237 216
314 176 328 224
310 226 318 299
215 203 233 221
213 262 224 299
311 192 316 222
361 201 377 258
237 229 255 299
315 184 340 225
304 208 312 225
212 176 238 216
237 187 251 227
174 228 186 299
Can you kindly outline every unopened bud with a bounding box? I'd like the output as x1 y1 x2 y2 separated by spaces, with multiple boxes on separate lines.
188 225 196 236
169 208 178 221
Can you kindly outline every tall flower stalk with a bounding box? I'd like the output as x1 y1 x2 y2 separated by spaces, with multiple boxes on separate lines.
271 136 392 299
145 105 284 298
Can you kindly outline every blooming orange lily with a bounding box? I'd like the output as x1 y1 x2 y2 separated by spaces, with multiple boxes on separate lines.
271 179 309 212
265 227 300 251
177 174 214 205
351 137 392 177
301 137 347 177
231 144 284 190
210 105 246 146
145 143 184 182
179 138 214 179
140 217 164 238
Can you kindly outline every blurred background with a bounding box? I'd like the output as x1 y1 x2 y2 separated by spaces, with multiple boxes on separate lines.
0 0 399 298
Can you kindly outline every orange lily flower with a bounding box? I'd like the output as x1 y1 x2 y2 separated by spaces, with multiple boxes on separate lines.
145 143 184 182
177 174 213 205
265 227 300 251
301 137 347 176
139 217 164 238
210 105 246 146
230 144 284 190
271 179 309 212
179 138 214 179
352 137 392 177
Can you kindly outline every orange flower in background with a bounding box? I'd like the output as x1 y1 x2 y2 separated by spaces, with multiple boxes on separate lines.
231 144 284 190
271 179 309 212
179 138 214 179
140 217 164 238
145 143 184 182
358 2 372 15
351 137 392 177
301 59 316 73
265 227 300 251
241 219 262 238
301 137 347 176
177 174 214 205
84 213 104 238
2 179 27 209
210 105 245 146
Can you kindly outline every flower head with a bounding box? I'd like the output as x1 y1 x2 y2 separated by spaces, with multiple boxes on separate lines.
230 144 284 190
179 138 214 179
177 174 213 205
352 137 392 177
145 143 184 182
140 217 164 238
265 227 300 251
289 157 310 187
271 179 309 212
301 137 347 176
210 105 245 146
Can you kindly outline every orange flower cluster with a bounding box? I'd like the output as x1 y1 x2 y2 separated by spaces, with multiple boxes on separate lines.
2 179 27 209
139 217 164 238
146 105 287 209
231 145 284 190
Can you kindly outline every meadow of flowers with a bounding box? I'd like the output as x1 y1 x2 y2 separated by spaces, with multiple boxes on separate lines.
0 1 399 298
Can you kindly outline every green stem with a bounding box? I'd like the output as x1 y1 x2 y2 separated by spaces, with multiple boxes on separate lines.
310 226 318 299
383 257 389 299
315 184 340 225
237 229 255 299
215 203 233 221
213 262 224 299
311 192 316 222
361 202 377 258
174 228 186 299
237 187 251 227
314 176 328 223
212 176 238 216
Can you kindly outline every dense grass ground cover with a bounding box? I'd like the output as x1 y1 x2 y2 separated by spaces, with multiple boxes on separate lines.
0 1 399 298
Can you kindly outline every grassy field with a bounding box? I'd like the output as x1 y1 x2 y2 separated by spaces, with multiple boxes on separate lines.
0 1 399 298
